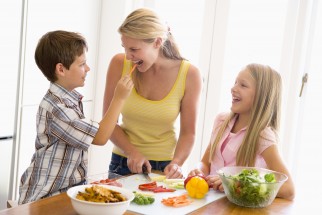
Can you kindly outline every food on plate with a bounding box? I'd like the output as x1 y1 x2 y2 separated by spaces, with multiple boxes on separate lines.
184 175 209 199
163 179 185 189
223 168 277 206
76 185 127 203
161 193 193 207
138 181 176 193
90 178 123 187
132 191 155 205
151 175 166 182
150 176 184 189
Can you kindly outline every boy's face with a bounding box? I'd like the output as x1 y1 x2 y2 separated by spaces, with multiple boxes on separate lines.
56 50 90 91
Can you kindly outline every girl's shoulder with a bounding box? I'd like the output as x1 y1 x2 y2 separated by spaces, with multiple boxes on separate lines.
213 112 230 127
260 127 277 141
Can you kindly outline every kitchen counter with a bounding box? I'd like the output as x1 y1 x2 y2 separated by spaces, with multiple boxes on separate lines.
0 192 303 215
0 174 313 215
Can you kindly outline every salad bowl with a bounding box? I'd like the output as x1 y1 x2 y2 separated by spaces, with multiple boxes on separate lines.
217 166 288 208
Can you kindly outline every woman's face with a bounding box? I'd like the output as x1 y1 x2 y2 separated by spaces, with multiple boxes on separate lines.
121 35 160 72
230 69 256 116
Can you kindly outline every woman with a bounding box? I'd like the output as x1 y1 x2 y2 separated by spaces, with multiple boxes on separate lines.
103 8 202 178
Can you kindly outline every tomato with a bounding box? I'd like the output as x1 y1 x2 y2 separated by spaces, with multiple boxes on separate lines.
184 176 209 199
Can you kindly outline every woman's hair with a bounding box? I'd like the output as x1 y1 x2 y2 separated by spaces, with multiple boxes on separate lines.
210 63 282 166
118 8 184 61
35 30 88 82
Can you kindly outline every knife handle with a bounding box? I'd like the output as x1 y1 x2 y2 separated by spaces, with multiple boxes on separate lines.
142 165 149 173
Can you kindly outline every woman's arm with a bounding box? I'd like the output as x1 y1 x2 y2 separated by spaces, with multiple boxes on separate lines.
102 54 149 172
262 145 295 200
164 63 202 178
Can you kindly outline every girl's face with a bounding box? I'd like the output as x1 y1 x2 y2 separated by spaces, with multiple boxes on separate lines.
121 35 161 72
230 69 256 116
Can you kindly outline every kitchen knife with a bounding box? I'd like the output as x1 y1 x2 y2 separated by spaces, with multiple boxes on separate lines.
142 165 152 181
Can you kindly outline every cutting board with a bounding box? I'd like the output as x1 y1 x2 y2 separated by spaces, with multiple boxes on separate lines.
117 173 226 215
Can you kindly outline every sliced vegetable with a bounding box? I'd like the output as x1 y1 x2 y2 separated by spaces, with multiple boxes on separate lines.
151 175 166 182
132 191 155 205
138 181 176 193
161 193 192 207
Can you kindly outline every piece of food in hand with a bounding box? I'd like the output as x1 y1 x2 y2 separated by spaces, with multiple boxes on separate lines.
184 175 209 199
132 191 155 205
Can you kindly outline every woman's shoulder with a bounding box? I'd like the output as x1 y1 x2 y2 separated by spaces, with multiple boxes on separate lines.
184 61 200 76
111 53 125 64
183 60 202 90
107 53 125 77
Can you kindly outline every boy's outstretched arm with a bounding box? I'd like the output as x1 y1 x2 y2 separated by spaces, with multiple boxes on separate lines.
92 75 133 145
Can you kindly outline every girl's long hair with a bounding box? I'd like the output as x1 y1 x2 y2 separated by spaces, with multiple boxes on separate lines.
210 64 282 166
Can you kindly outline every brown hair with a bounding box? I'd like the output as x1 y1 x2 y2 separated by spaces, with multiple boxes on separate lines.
34 30 88 82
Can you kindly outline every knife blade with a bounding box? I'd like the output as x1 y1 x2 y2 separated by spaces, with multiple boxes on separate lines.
142 165 152 181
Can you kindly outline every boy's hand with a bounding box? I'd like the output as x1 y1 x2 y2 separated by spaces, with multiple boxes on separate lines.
114 75 133 99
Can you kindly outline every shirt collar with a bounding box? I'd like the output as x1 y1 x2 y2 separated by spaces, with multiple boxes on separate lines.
227 114 247 132
49 82 83 103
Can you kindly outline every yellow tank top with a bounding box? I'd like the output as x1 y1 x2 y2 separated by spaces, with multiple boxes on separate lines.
112 59 190 160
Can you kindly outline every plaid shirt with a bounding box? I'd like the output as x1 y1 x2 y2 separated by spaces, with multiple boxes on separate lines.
19 83 99 204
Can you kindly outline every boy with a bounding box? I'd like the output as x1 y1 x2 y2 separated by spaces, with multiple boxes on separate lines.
18 30 133 204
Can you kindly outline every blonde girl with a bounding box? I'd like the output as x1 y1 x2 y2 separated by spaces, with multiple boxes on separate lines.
188 64 295 200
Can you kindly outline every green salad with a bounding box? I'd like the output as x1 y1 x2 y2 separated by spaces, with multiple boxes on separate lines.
225 168 277 207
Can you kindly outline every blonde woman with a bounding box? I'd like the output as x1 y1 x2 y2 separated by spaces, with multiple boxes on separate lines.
188 64 295 200
103 8 202 178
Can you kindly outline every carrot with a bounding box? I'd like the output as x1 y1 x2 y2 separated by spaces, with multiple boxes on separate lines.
129 64 137 75
161 193 192 207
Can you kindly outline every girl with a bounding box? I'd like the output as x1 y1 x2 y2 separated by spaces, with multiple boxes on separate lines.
188 64 295 200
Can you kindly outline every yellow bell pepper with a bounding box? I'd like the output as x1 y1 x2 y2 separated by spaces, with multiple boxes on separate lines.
185 176 209 199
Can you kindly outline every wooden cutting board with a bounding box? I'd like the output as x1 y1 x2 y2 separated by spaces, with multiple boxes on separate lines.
117 173 225 215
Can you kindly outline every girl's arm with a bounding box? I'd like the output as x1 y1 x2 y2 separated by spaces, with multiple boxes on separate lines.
188 143 212 177
262 145 295 200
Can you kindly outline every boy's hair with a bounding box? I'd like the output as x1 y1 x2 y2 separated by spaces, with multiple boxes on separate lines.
210 63 282 166
35 30 88 82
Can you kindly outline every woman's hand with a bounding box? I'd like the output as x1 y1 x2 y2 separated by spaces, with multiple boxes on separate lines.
164 163 183 179
206 175 224 192
126 150 151 173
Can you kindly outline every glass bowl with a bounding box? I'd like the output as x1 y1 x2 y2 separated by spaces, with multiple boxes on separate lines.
217 166 288 208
